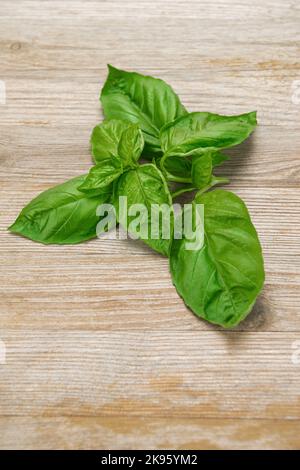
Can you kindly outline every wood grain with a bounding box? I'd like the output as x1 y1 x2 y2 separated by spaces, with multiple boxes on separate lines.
0 0 300 450
1 417 300 450
1 330 300 419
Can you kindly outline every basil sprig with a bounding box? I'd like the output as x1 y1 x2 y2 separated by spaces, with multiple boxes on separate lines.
101 64 187 156
9 65 264 328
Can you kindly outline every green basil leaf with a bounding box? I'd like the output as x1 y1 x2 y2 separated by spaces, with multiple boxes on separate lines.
9 175 112 244
101 65 187 155
171 185 197 199
170 189 264 327
191 152 213 189
163 156 192 182
115 163 172 256
118 123 144 165
160 111 257 157
162 150 228 185
211 150 229 167
91 119 132 162
78 158 123 193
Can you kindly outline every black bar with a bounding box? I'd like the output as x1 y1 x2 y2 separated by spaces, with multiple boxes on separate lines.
0 450 297 465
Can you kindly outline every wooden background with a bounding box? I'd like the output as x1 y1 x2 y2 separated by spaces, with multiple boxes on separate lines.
0 0 300 450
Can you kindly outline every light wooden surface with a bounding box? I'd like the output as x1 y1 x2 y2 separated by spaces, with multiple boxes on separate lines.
0 0 300 450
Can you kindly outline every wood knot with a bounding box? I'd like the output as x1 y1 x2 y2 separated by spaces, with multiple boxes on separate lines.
10 42 22 51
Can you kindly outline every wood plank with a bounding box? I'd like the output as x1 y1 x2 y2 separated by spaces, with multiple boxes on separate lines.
0 331 299 419
0 1 299 128
0 71 299 129
0 248 298 332
1 184 299 332
1 126 300 187
1 416 300 450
